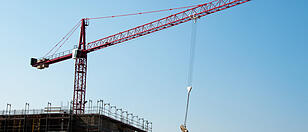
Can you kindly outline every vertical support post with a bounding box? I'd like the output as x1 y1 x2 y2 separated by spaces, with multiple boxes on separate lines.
105 103 110 116
18 119 21 132
25 103 29 115
97 100 100 114
32 119 35 132
46 102 51 132
149 122 153 132
61 118 64 131
24 116 27 132
73 18 88 114
132 116 138 126
38 119 41 131
89 100 92 113
100 100 103 114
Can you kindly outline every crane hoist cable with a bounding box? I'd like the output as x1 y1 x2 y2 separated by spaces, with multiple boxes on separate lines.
182 18 198 132
187 18 198 88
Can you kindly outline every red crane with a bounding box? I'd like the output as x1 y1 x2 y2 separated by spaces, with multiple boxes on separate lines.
31 0 250 114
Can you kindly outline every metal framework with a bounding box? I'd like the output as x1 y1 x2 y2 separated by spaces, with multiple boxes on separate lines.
73 19 88 114
31 0 250 114
0 102 152 132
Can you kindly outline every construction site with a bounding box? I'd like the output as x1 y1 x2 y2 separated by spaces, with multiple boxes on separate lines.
0 104 151 132
0 0 252 131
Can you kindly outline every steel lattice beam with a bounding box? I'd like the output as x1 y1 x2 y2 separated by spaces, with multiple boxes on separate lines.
86 0 250 53
72 19 88 114
32 0 250 67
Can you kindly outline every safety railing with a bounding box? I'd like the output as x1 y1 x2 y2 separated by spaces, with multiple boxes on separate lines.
85 106 152 132
0 104 152 132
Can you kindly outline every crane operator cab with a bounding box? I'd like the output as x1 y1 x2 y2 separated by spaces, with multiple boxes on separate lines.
72 49 86 59
72 49 79 59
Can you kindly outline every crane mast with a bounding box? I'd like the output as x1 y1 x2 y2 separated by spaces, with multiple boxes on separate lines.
73 19 88 114
31 0 250 114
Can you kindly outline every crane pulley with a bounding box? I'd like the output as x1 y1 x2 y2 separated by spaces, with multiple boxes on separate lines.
31 0 251 114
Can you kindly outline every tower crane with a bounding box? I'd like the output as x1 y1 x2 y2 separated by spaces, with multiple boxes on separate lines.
31 0 250 115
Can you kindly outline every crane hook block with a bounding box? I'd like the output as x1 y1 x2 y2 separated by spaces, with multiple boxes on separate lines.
180 124 189 132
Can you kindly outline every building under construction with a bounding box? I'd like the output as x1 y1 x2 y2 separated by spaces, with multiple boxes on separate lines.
0 104 152 132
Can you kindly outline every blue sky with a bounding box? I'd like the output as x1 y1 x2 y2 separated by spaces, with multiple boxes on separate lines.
0 0 307 131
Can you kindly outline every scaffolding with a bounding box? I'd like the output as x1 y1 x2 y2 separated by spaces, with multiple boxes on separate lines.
0 102 152 132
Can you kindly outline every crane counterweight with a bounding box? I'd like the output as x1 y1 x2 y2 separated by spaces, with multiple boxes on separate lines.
31 58 49 69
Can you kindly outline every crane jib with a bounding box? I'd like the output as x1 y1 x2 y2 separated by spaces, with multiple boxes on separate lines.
86 0 250 53
31 0 250 69
30 0 251 116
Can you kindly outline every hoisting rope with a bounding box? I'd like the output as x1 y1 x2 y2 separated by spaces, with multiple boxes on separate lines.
182 18 198 132
187 19 198 89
